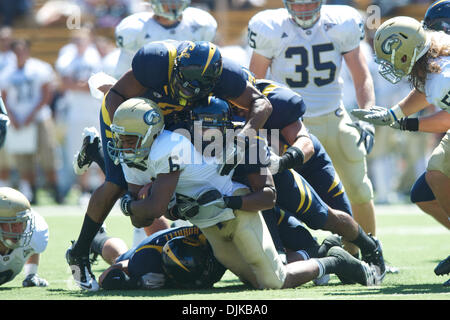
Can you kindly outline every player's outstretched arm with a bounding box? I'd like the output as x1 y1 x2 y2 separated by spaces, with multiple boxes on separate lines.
105 70 148 121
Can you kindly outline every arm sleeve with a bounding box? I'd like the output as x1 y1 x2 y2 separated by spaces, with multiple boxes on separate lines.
29 210 49 254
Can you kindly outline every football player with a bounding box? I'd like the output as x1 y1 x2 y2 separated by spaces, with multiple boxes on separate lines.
113 0 217 79
98 226 226 290
108 97 379 289
195 93 385 280
0 187 49 287
247 0 379 255
351 16 450 287
0 97 8 149
66 40 273 291
112 0 217 246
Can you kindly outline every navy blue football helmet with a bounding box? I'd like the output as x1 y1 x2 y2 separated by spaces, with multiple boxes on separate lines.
191 96 233 132
170 41 223 104
161 236 226 289
423 0 450 33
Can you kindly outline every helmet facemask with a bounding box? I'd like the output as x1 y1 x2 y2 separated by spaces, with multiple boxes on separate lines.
374 17 431 84
149 0 190 21
170 42 223 104
108 128 152 167
107 98 165 169
283 0 324 29
0 209 34 249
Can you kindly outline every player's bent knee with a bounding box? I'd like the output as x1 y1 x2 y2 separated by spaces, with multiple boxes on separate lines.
411 172 435 203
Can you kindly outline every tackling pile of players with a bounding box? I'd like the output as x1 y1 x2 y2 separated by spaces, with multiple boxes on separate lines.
0 0 448 290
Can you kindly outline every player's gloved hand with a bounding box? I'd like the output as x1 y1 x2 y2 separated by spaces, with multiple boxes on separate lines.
268 146 305 175
351 105 405 126
169 189 223 220
0 114 10 149
120 192 135 216
22 274 49 287
390 117 419 131
347 121 375 154
218 133 247 176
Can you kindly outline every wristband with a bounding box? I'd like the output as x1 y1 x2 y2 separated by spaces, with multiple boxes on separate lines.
279 146 305 172
223 196 243 210
399 117 419 131
389 104 406 122
120 193 134 216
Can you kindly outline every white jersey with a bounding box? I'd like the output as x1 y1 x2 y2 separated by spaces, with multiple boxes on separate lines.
425 55 450 114
0 210 49 286
248 5 364 117
114 7 217 78
121 130 246 229
2 58 54 123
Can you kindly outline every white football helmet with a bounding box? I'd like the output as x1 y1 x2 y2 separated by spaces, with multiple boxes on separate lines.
283 0 325 29
149 0 190 21
107 97 165 168
374 16 431 84
0 187 34 249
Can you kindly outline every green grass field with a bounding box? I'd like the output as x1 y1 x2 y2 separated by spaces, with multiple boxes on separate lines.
0 200 448 301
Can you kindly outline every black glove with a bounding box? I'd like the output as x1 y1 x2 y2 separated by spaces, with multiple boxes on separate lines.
218 134 248 176
22 274 48 287
170 189 225 220
120 192 135 216
347 121 375 154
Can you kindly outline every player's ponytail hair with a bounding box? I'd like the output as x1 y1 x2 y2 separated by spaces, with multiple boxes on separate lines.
409 31 450 91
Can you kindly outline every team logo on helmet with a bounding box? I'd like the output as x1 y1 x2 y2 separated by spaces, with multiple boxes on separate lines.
143 109 162 126
381 34 403 55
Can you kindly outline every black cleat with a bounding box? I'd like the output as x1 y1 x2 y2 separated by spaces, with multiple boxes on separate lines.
362 234 386 282
443 279 450 287
66 241 99 291
327 246 380 286
434 255 450 276
73 127 101 175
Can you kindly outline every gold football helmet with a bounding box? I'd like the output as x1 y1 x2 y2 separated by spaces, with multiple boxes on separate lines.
0 187 34 249
107 97 165 167
374 16 431 83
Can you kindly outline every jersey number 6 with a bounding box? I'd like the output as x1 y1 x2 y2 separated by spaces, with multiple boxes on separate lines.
285 43 337 88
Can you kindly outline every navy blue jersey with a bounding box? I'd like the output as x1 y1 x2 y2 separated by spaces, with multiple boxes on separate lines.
254 80 306 133
132 40 248 119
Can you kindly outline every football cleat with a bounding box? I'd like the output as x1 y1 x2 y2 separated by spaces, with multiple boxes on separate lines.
443 279 450 287
66 242 99 291
362 234 386 282
73 127 101 175
327 246 380 286
434 255 450 276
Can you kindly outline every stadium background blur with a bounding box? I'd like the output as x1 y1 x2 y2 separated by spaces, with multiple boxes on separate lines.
0 0 441 206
